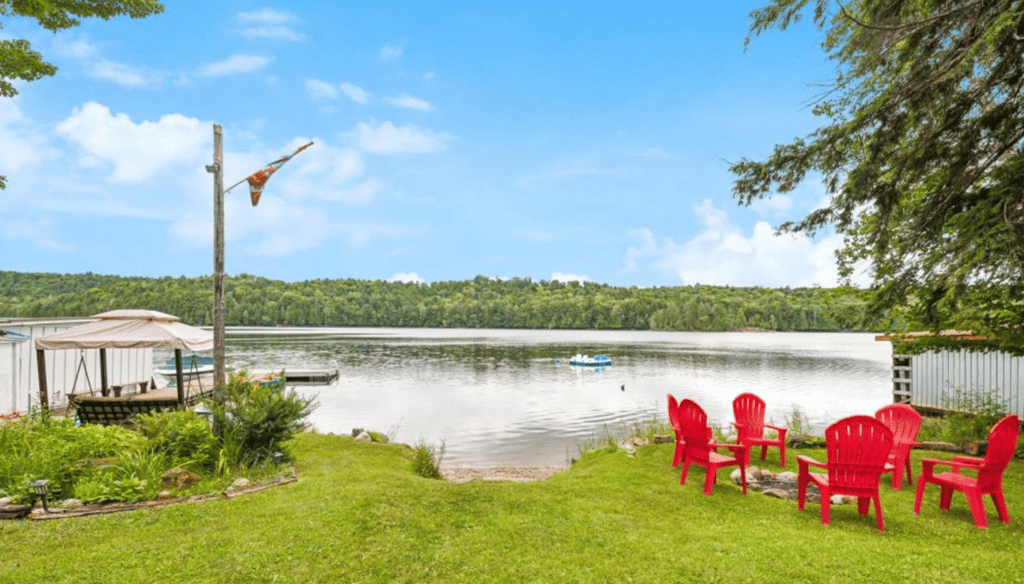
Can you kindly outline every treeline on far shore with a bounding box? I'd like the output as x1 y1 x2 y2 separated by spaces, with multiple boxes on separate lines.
0 271 888 332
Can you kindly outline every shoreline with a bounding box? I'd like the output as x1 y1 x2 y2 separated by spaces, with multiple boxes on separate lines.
442 466 567 483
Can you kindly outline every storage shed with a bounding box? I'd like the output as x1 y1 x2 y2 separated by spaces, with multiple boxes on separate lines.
876 331 1024 418
0 316 149 416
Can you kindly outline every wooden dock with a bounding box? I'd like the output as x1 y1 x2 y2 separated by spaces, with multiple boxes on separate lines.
247 369 339 385
282 369 339 384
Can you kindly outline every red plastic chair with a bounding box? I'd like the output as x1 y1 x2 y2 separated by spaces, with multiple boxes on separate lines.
667 394 684 468
732 392 788 467
875 403 923 489
913 414 1020 528
797 415 894 531
678 399 747 496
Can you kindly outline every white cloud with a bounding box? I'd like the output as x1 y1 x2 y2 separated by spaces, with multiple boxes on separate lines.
636 147 684 161
88 60 164 88
170 195 331 257
355 121 450 154
320 178 386 204
241 25 306 42
237 8 306 42
52 36 164 88
750 194 794 217
168 184 426 261
390 272 425 284
277 142 385 204
380 43 405 59
56 101 207 183
552 273 592 284
0 99 56 174
514 164 612 192
2 217 73 252
237 8 297 23
341 82 372 104
625 199 846 287
196 54 272 77
340 222 427 246
383 93 434 111
53 36 98 60
306 80 372 105
305 78 339 101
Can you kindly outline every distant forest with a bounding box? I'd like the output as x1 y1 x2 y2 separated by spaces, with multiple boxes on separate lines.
0 271 889 332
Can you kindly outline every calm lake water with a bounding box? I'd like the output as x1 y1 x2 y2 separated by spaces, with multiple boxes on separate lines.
214 328 894 468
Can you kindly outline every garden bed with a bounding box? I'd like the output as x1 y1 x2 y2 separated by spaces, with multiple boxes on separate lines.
22 476 298 521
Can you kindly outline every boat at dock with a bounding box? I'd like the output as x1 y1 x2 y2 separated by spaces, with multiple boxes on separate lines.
154 354 213 378
568 354 613 367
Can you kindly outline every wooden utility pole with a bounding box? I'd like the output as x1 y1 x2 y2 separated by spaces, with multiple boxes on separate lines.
204 126 310 395
206 124 227 392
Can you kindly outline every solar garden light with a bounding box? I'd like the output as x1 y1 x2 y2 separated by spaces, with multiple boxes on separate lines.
194 403 212 419
194 403 213 424
272 451 284 465
31 479 50 512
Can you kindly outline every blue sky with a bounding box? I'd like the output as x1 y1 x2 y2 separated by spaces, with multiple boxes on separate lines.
1 2 855 288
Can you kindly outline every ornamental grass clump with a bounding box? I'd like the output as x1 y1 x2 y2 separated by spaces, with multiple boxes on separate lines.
411 440 445 479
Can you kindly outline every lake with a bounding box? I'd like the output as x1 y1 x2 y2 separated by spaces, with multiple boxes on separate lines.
215 328 895 468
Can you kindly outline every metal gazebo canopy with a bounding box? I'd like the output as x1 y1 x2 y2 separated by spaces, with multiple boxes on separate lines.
34 310 214 408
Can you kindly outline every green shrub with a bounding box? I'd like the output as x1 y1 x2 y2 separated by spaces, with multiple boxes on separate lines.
410 440 445 479
919 389 1009 447
213 372 317 467
711 423 734 443
784 405 812 435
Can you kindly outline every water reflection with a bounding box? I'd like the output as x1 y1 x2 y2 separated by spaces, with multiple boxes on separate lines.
211 329 893 467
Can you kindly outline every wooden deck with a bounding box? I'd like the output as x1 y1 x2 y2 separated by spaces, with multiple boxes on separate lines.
282 369 339 384
68 371 276 426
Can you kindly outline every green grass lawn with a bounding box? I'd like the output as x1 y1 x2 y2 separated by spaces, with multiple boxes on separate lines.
3 433 1022 583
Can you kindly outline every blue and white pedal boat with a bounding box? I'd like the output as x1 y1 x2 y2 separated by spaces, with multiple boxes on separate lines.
567 354 613 367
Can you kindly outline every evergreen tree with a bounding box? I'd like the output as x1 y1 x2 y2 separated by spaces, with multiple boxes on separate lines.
733 0 1024 342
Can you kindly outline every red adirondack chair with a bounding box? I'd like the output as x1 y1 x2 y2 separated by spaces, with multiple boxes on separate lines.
797 415 894 531
677 398 747 496
732 392 788 467
667 394 684 468
875 403 923 489
913 414 1020 529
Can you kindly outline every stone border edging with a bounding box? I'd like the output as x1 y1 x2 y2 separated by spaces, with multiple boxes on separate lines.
26 476 298 521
